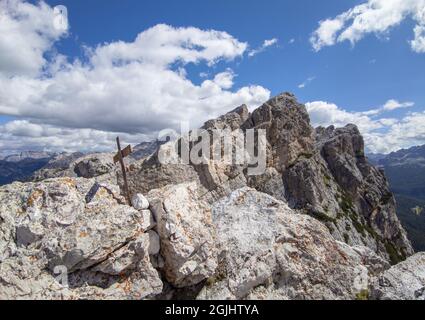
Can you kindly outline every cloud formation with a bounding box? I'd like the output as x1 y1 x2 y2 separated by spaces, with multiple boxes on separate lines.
248 38 278 57
0 120 150 155
0 0 68 76
298 76 316 89
310 0 425 53
0 1 270 153
306 100 424 153
360 99 415 116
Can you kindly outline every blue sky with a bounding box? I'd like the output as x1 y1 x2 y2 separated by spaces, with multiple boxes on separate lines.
46 0 425 108
0 0 424 154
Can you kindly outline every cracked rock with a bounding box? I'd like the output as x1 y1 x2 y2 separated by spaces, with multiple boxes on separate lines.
147 182 217 288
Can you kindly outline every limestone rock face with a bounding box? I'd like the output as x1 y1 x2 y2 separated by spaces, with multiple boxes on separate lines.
198 188 389 300
0 92 419 300
311 125 413 262
123 92 412 263
147 182 217 288
244 93 314 171
371 253 425 300
126 150 201 195
202 104 250 131
0 178 162 299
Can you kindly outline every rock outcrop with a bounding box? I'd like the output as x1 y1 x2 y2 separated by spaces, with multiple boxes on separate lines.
31 152 115 181
124 92 413 263
147 182 217 288
0 178 162 299
198 188 389 300
370 253 425 300
369 144 425 252
0 92 420 300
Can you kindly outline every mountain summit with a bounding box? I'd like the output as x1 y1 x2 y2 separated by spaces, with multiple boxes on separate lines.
125 92 413 263
0 93 422 300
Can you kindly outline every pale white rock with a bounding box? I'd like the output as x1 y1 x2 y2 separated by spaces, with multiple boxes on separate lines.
198 188 389 300
132 193 150 210
371 253 425 300
0 92 419 301
0 177 162 300
92 234 149 275
148 182 217 288
124 93 413 263
140 209 156 231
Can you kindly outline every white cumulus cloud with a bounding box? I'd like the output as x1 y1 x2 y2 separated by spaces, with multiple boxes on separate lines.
248 38 278 57
310 0 425 53
361 99 415 115
0 1 271 153
306 100 425 153
0 120 150 155
0 0 68 76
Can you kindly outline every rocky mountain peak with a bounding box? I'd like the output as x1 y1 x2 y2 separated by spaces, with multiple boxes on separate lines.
202 104 250 131
0 92 422 300
125 93 412 263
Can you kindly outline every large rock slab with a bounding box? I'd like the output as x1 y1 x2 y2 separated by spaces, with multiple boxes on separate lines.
124 92 413 264
0 178 162 300
198 188 389 300
371 253 425 300
148 182 217 288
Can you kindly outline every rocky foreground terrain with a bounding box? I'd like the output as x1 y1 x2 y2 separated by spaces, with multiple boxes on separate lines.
0 93 424 300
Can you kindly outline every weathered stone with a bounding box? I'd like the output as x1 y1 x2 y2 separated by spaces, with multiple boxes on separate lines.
202 104 250 131
73 153 115 179
245 92 315 171
125 146 201 195
132 193 149 210
148 182 217 288
124 92 412 264
147 230 160 255
92 234 149 275
0 177 162 300
16 223 44 246
0 91 419 301
140 209 156 231
247 167 285 201
371 253 425 300
198 188 389 300
313 125 413 261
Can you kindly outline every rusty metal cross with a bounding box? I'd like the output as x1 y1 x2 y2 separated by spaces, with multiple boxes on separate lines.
114 136 132 206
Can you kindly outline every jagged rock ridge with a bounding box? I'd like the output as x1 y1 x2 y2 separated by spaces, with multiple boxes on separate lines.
125 92 413 263
0 92 423 300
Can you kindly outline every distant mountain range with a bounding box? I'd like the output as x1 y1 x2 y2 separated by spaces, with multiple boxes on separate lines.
0 151 55 162
0 152 53 185
369 144 425 251
0 140 164 186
